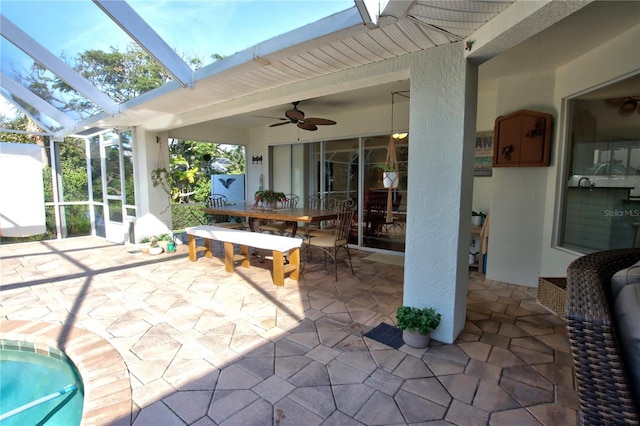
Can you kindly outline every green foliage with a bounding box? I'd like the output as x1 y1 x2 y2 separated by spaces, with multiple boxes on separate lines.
2 43 240 243
372 164 395 172
472 211 487 218
396 306 441 335
158 140 246 204
171 204 209 230
18 43 222 119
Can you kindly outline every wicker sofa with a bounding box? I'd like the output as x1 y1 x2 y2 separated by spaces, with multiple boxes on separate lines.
565 248 640 425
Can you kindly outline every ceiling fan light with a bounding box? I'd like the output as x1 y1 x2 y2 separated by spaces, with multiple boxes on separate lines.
392 132 408 140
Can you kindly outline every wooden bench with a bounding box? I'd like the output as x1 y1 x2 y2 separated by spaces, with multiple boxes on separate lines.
185 225 302 286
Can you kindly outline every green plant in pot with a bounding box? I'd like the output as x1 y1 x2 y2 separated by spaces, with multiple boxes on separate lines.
471 211 486 227
138 236 152 254
396 305 441 348
155 233 173 252
148 237 163 255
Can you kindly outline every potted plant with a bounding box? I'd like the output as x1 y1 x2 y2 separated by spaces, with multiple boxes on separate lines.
472 211 486 227
155 233 173 252
372 164 399 188
138 236 152 254
148 237 163 255
396 305 441 348
151 168 172 197
253 189 287 209
383 169 399 188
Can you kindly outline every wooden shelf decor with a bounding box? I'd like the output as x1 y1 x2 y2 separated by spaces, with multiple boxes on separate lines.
493 110 553 167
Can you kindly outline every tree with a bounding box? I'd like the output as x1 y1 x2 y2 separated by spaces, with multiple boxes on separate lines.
4 43 245 238
155 139 245 204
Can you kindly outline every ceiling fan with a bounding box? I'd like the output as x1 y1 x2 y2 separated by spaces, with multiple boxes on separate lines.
260 101 337 131
605 95 640 115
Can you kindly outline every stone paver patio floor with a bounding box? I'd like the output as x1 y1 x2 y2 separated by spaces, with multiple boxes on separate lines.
0 237 578 425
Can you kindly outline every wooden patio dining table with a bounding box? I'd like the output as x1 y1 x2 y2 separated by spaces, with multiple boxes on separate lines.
203 204 337 237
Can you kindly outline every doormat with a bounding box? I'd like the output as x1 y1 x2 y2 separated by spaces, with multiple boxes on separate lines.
363 322 403 349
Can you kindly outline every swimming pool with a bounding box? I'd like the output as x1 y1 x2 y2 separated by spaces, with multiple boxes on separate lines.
0 340 84 426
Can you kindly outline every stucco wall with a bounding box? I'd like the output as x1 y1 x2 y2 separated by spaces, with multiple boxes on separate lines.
539 25 640 277
486 24 639 286
484 71 555 286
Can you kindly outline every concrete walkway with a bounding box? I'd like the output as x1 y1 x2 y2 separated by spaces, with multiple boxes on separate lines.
0 237 578 425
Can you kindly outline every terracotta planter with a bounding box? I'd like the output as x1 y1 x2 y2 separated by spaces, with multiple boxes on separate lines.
402 329 430 348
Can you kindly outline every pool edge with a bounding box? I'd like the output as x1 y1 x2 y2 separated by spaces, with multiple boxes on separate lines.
0 320 132 426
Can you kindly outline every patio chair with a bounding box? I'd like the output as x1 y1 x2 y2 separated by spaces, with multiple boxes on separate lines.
306 197 354 237
208 194 247 230
283 194 324 238
303 203 355 280
260 194 300 235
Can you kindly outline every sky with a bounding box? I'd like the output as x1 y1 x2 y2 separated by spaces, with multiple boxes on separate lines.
0 0 355 119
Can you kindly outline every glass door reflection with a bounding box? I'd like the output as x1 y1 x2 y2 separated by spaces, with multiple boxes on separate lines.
362 135 407 252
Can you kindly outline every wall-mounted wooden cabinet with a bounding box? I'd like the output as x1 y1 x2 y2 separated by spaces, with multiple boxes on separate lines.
493 110 553 167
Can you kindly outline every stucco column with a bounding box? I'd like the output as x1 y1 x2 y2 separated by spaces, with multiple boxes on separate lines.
132 128 173 240
404 43 478 343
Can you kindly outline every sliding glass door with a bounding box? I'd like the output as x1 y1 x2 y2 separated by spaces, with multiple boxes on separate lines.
361 135 407 252
277 134 407 253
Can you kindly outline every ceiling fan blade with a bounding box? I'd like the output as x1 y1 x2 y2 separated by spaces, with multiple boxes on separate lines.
269 121 291 127
298 121 317 131
285 107 304 121
254 115 287 121
305 117 336 126
606 97 626 106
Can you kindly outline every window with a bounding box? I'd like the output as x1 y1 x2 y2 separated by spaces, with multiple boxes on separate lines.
560 76 640 252
272 133 408 253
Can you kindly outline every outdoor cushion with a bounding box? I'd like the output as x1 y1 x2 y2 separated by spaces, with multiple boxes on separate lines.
611 260 640 299
614 282 640 403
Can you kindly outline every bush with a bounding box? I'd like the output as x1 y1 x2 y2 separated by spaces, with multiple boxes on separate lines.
396 306 441 335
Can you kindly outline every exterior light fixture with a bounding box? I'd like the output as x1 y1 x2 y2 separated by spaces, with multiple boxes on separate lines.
392 132 408 140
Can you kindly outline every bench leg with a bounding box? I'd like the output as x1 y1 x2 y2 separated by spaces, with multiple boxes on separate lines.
188 234 197 262
188 235 214 262
224 242 235 272
272 251 285 286
289 248 300 281
224 243 251 273
238 245 250 268
204 238 213 258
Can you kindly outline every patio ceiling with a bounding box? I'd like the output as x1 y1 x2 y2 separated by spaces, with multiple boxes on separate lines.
2 1 636 139
2 0 517 137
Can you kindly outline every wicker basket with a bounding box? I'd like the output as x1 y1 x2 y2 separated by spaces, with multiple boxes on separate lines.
537 277 567 317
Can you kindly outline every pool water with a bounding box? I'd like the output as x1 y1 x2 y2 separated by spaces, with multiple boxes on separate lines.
0 341 84 426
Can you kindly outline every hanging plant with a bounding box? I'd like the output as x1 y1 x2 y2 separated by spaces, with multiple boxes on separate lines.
383 171 399 188
151 167 172 197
